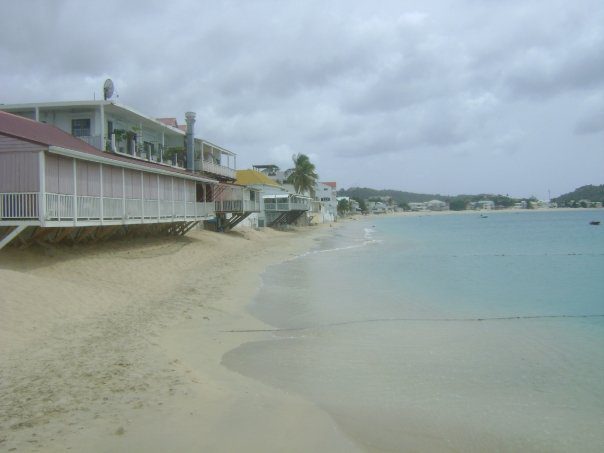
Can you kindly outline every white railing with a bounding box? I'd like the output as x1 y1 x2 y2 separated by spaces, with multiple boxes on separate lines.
143 200 159 219
174 201 186 217
215 199 260 212
243 200 261 212
159 200 173 218
2 192 217 224
125 199 143 219
216 199 242 212
197 160 236 179
103 198 123 219
1 193 39 219
77 196 101 219
264 200 310 212
78 135 103 150
185 201 196 218
46 193 74 220
195 202 214 217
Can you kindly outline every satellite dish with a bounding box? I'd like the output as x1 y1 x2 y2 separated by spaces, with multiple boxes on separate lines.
103 79 114 100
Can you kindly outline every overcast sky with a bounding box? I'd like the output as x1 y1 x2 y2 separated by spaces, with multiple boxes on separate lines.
1 0 602 199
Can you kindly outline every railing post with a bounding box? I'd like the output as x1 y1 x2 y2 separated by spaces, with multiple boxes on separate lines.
157 174 160 221
38 151 46 226
73 158 77 225
122 168 126 222
171 177 175 218
99 164 104 225
184 179 187 218
140 171 144 223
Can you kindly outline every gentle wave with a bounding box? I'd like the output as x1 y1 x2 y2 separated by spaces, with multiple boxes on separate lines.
224 313 604 333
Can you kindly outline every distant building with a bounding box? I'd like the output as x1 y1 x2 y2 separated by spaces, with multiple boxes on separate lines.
426 200 449 211
408 202 427 211
236 169 310 228
366 201 389 214
313 181 338 223
469 200 495 210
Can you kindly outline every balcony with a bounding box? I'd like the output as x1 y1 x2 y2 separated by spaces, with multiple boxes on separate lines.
195 159 236 180
78 135 104 150
215 199 260 213
1 192 215 225
263 194 311 212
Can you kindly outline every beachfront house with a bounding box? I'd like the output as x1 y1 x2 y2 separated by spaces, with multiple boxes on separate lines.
0 111 218 248
312 181 338 223
236 169 311 228
426 199 449 211
0 101 260 237
469 200 495 210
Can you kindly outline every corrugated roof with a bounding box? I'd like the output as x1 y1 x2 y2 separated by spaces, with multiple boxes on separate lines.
0 111 216 183
322 181 337 188
156 117 178 127
0 110 101 154
236 169 281 187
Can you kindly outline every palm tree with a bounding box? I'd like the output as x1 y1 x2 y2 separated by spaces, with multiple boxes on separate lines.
286 153 318 196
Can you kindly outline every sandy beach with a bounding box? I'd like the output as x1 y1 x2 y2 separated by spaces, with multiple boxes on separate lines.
0 226 359 452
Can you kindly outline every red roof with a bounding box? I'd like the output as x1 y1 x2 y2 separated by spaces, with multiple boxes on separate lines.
0 110 101 154
321 181 337 189
156 117 178 128
0 111 213 182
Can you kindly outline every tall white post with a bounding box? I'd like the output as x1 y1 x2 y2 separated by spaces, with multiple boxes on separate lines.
99 164 104 224
100 104 105 151
161 131 165 163
183 179 187 218
171 177 175 218
73 158 77 226
122 167 126 222
140 171 144 223
157 174 160 221
38 151 46 226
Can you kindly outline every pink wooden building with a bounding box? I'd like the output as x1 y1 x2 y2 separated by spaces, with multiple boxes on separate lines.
0 111 231 248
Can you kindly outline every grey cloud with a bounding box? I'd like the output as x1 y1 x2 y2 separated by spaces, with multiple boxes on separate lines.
1 0 603 198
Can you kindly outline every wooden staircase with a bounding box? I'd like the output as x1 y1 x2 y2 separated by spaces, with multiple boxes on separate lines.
216 212 252 231
268 210 306 228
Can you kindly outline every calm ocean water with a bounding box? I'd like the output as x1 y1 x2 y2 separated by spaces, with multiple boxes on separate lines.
224 210 604 452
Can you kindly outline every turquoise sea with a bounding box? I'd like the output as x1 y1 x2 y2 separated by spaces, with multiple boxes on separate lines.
224 210 604 452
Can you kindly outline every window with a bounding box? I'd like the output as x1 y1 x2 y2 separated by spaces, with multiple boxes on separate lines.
72 119 91 137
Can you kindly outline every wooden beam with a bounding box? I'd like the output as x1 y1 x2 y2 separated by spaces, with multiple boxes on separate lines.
0 225 27 250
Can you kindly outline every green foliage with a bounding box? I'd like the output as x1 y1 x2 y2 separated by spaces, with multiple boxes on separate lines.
353 197 367 212
553 185 604 204
337 198 350 215
449 199 467 211
339 187 440 204
163 147 185 164
339 187 520 210
286 153 318 196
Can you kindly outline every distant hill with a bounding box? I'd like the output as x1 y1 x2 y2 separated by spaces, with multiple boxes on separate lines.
337 187 445 204
338 187 521 208
552 185 604 204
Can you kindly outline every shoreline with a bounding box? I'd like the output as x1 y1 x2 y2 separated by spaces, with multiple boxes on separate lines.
0 224 358 452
